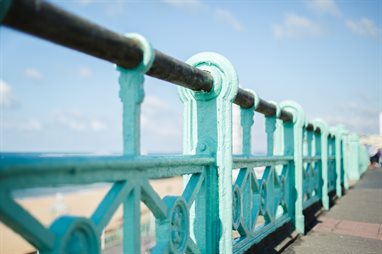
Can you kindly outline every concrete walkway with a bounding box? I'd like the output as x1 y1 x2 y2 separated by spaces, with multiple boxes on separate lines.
284 168 382 254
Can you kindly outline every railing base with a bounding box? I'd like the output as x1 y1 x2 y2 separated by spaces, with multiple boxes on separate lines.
328 190 338 208
303 200 323 234
244 221 298 254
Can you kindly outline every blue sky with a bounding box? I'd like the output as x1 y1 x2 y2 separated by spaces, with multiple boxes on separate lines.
0 0 381 154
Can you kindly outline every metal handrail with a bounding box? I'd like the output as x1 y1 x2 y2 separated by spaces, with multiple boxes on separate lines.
1 0 294 122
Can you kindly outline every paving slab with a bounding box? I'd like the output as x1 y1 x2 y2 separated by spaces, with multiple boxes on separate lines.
283 231 382 254
283 168 382 254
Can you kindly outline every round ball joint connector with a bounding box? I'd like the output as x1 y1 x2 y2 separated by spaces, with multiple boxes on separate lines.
116 33 155 73
50 216 100 254
158 196 190 254
178 52 239 103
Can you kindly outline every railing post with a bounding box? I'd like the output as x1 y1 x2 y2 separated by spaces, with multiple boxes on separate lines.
178 52 239 253
346 133 361 182
341 129 350 191
331 125 348 196
264 102 280 222
313 126 323 202
312 119 329 210
117 33 154 254
359 144 369 175
282 115 295 220
279 101 305 234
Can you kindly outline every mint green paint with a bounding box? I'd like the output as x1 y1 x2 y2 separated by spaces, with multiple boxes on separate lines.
327 134 337 194
314 128 323 202
91 181 133 233
358 144 369 175
124 185 141 253
49 217 100 254
154 196 190 253
301 126 322 210
239 89 259 154
340 128 350 190
280 101 305 234
282 120 295 220
178 52 239 253
0 192 55 251
240 90 257 155
330 125 347 197
266 101 280 156
240 107 254 155
265 116 277 156
117 33 154 156
232 99 295 253
116 33 154 254
312 119 329 210
346 133 361 181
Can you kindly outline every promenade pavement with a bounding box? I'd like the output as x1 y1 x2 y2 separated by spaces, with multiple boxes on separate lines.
283 167 382 254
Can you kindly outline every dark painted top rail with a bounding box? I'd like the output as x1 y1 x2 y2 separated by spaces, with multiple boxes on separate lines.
1 0 294 122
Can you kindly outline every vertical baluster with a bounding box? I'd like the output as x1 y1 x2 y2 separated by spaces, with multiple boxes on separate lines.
119 66 144 155
117 33 154 254
306 129 313 199
283 118 295 220
178 52 239 253
240 107 255 230
331 126 345 198
238 92 259 234
340 128 350 191
240 107 254 155
123 185 142 252
280 101 305 234
307 130 313 157
265 116 277 156
265 101 279 221
342 133 349 189
312 120 329 210
314 127 322 200
331 135 337 192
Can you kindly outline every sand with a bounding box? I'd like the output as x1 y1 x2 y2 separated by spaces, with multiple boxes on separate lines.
0 177 182 254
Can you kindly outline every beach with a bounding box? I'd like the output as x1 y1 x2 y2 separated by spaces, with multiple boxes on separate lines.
0 177 182 254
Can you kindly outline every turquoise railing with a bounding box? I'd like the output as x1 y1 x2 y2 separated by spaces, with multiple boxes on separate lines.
0 0 370 253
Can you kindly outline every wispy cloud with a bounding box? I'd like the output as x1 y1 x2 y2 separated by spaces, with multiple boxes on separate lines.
105 1 125 17
78 0 93 6
55 110 107 132
79 67 93 78
162 1 243 31
312 101 380 135
162 0 206 10
76 0 125 17
89 120 106 131
215 8 245 32
24 68 43 80
1 119 43 131
273 14 323 39
305 0 341 17
22 119 43 131
0 80 17 108
346 18 381 39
